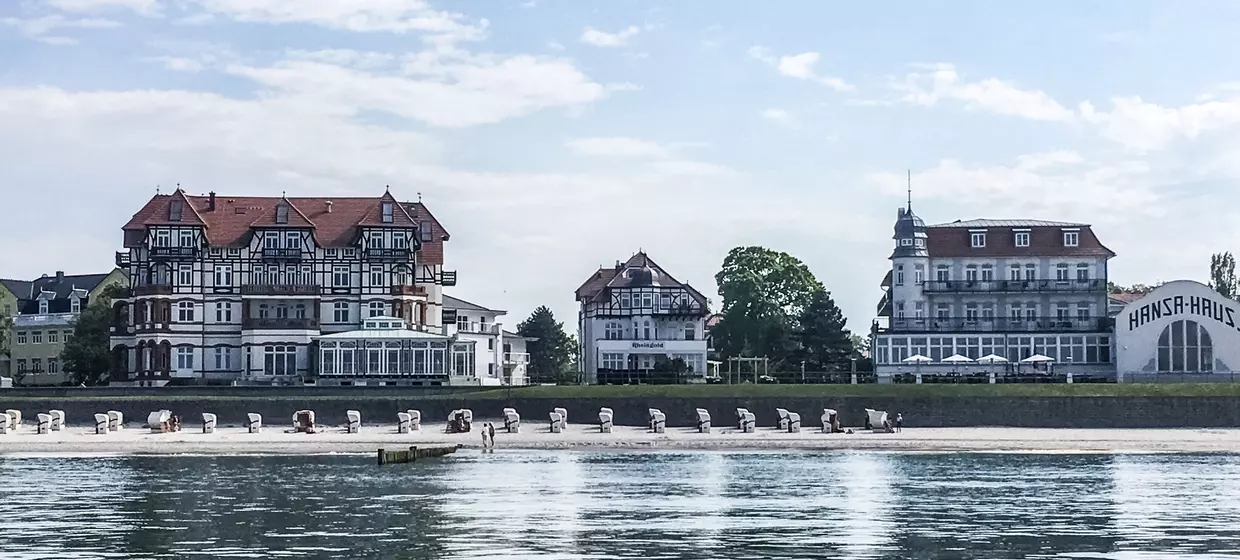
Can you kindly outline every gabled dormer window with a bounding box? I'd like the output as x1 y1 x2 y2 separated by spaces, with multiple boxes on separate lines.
970 232 986 248
381 202 394 223
275 204 289 224
71 297 81 313
1063 231 1079 247
38 300 48 314
169 200 183 221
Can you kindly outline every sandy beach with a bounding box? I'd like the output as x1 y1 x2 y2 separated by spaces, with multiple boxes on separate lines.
3 419 1240 455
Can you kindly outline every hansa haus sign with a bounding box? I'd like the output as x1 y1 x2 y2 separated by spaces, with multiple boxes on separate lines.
1126 282 1240 333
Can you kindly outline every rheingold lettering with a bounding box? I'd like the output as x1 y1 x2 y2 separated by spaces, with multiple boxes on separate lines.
631 342 666 349
1128 294 1237 331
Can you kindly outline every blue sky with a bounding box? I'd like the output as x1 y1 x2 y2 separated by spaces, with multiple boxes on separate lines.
4 0 1240 335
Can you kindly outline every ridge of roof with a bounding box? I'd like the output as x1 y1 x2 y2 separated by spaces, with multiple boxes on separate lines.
443 294 506 314
926 218 1089 228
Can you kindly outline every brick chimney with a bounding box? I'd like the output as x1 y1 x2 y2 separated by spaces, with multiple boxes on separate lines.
208 191 216 211
56 270 64 283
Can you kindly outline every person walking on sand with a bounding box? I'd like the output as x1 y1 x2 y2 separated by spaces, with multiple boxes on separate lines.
481 423 490 449
895 413 903 433
487 422 496 449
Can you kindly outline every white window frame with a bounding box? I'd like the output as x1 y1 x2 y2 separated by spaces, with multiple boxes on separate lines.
214 347 232 371
38 300 48 314
177 301 195 322
177 347 194 370
47 331 58 344
1063 231 1079 247
333 302 350 323
70 298 81 313
1014 232 1030 247
31 331 42 344
970 232 986 248
215 302 232 323
214 265 232 287
179 230 194 247
178 264 193 286
333 266 350 288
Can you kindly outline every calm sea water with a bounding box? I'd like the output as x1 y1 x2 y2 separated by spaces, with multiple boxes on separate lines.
2 450 1239 559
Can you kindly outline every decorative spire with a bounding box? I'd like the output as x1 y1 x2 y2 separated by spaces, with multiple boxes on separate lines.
906 169 912 212
417 191 422 203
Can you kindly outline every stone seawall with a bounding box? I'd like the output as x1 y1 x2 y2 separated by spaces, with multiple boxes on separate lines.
5 395 1240 429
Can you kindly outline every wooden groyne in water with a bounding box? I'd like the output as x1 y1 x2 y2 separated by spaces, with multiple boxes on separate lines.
377 444 462 465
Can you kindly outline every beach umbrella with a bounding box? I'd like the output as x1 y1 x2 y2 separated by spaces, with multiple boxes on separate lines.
902 354 932 363
942 354 974 363
976 354 1009 364
1020 354 1055 363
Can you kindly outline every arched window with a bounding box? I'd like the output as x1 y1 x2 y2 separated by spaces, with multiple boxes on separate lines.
643 320 651 340
1157 320 1214 373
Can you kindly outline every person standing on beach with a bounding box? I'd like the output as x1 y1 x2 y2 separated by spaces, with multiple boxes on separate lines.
481 423 490 449
895 413 903 433
487 422 496 448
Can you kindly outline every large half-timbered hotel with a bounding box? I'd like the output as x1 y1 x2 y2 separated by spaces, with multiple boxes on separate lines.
871 204 1118 382
576 252 711 384
109 188 528 386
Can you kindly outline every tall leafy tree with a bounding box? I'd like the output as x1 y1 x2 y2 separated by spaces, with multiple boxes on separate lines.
517 306 575 384
62 283 127 386
791 289 854 371
712 246 825 368
1210 252 1238 299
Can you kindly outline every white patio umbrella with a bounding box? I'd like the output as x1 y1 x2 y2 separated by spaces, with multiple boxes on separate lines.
942 354 974 363
1020 354 1055 363
902 354 932 363
976 354 1009 364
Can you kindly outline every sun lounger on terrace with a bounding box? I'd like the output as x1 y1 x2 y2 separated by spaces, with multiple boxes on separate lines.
648 408 666 433
107 411 123 431
695 408 711 433
246 413 263 433
49 410 64 431
202 413 217 434
598 408 613 433
94 413 109 434
549 411 563 433
346 410 361 433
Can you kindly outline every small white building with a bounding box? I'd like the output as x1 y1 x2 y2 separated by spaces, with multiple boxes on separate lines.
1115 280 1240 382
314 316 458 386
575 252 711 384
442 295 533 386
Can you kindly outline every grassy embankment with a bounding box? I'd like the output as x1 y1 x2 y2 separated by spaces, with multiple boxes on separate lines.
6 383 1240 402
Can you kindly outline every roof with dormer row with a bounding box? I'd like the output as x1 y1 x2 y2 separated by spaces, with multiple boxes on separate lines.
121 189 449 250
574 251 710 307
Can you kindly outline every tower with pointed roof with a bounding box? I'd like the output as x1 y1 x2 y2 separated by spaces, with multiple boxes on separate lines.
888 186 931 330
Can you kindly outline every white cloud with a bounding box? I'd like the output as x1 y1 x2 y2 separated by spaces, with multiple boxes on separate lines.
580 25 641 47
45 0 161 15
761 108 791 123
221 48 609 127
895 63 1074 122
0 14 119 45
566 137 668 157
748 46 853 91
546 41 565 51
148 56 204 72
1080 96 1240 152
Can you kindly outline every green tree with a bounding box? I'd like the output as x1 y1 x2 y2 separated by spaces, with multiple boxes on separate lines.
517 306 574 384
1211 252 1237 299
712 246 825 368
652 356 689 384
791 289 854 371
62 283 127 386
1108 282 1162 295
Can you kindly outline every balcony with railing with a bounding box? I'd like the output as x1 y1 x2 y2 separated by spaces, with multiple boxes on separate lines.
440 270 457 286
115 251 131 267
879 316 1114 334
242 317 320 330
504 352 530 365
391 285 428 297
922 278 1107 293
456 322 501 335
240 284 321 296
132 283 173 296
365 248 412 261
149 246 199 260
261 248 302 261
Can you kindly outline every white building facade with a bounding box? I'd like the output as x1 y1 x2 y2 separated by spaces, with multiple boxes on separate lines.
575 252 710 384
871 208 1118 381
1115 280 1240 382
441 295 533 386
109 189 456 386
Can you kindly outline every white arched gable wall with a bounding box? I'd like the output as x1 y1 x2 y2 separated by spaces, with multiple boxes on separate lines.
1116 280 1239 377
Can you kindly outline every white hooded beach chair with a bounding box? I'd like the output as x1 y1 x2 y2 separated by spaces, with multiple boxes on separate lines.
598 407 613 433
549 411 563 433
36 413 52 434
787 412 801 433
406 409 422 431
294 410 316 432
202 413 217 434
246 413 263 433
821 409 839 434
648 409 666 434
553 407 568 426
147 410 171 433
397 412 412 434
741 411 756 433
865 408 892 433
0 413 8 435
107 411 123 431
503 408 520 433
346 410 362 433
94 413 110 434
735 408 750 431
695 408 711 433
49 410 64 431
775 408 790 431
5 409 21 430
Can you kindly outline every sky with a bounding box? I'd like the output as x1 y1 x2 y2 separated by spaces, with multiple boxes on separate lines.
3 0 1240 335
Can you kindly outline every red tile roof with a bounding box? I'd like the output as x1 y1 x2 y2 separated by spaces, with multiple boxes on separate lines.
925 221 1115 258
122 190 450 264
1109 292 1146 304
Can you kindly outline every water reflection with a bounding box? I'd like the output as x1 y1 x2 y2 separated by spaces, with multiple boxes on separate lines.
4 451 1240 558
